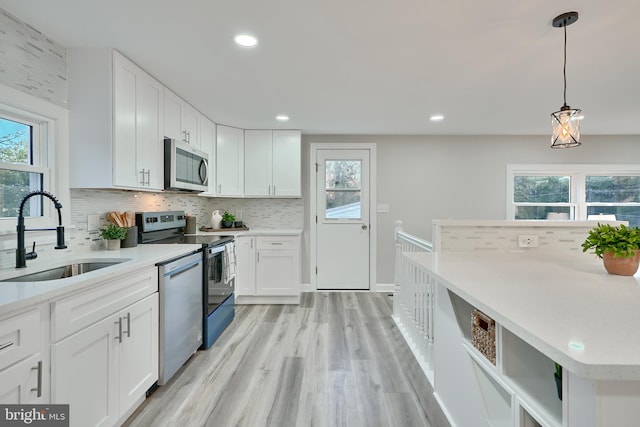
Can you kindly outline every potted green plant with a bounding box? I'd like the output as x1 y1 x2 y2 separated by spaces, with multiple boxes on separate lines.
554 362 562 401
582 223 640 276
221 211 235 228
100 223 127 250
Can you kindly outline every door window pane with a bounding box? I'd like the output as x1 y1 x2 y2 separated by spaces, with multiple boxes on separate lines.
586 176 640 203
513 176 570 203
325 160 362 219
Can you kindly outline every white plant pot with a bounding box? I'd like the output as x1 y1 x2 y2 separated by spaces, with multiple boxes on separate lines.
105 239 121 250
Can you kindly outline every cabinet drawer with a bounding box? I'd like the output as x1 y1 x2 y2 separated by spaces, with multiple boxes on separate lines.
51 268 157 342
0 308 40 370
256 236 299 250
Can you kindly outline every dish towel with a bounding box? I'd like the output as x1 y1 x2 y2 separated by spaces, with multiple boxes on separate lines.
224 242 236 284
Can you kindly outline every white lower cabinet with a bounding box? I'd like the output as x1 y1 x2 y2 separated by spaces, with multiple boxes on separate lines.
235 235 301 304
0 305 49 404
51 269 159 427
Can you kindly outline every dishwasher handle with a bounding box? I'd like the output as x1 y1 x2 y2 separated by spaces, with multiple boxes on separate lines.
163 258 202 279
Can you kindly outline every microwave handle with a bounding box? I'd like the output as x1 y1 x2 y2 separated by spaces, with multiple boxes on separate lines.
199 159 208 184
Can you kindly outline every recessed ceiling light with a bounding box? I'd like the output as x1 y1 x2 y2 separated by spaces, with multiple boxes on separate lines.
430 114 444 122
234 34 258 47
276 115 289 122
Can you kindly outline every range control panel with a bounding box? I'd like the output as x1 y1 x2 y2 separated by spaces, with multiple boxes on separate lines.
136 211 187 233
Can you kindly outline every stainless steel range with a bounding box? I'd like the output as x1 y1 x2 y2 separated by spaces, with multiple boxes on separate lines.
136 211 236 384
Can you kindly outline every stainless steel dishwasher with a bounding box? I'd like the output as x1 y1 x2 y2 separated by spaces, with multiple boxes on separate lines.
157 251 203 385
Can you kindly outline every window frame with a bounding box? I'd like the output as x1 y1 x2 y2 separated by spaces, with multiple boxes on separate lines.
507 164 640 222
0 83 69 238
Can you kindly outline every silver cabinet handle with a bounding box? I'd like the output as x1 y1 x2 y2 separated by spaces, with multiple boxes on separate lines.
123 312 131 338
115 318 123 343
273 185 276 195
139 169 146 185
250 238 253 250
268 185 271 195
218 184 221 193
145 170 151 186
0 341 14 351
31 360 42 397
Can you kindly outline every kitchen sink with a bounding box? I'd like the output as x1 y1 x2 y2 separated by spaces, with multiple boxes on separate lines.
1 259 130 282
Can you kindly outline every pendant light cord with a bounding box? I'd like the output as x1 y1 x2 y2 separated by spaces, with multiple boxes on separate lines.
563 25 567 106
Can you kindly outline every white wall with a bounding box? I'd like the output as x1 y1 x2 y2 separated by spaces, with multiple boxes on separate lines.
302 134 640 285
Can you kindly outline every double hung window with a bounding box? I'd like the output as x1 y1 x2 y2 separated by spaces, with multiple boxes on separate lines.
508 165 640 227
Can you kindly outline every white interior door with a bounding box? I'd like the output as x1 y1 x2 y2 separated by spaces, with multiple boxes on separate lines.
315 149 370 290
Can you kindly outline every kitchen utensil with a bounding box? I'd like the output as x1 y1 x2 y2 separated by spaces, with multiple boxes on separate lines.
109 211 123 227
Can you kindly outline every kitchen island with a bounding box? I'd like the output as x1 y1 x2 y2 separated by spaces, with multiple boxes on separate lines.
403 251 640 427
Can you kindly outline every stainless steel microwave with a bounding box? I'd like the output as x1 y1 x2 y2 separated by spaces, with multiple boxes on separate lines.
164 138 209 192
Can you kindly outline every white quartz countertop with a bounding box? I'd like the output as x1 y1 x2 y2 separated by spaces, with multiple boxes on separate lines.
405 251 640 380
0 244 201 315
194 228 303 237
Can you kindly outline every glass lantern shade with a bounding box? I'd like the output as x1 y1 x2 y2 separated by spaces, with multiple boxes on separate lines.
551 107 581 148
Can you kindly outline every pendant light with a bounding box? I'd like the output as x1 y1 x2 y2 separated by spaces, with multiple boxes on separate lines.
550 11 581 149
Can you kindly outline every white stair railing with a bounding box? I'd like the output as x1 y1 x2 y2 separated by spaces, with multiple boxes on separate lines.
393 220 434 382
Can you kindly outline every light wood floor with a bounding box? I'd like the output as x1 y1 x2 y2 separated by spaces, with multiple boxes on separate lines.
123 292 450 427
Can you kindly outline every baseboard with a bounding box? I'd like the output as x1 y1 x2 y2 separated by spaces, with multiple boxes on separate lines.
300 283 395 293
235 295 301 305
374 283 395 293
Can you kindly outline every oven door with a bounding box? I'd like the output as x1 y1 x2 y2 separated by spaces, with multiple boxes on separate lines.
206 245 233 315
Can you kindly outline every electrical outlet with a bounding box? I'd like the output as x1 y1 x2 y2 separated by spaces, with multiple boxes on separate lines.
518 234 539 248
88 214 101 231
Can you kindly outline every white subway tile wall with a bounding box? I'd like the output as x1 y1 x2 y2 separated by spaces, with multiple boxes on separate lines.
0 8 67 106
436 225 595 254
0 189 303 268
68 189 304 247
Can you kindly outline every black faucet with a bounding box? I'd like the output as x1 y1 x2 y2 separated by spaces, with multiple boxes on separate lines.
16 190 67 268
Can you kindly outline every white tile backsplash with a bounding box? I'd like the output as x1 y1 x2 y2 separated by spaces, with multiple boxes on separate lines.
432 220 610 254
0 8 67 106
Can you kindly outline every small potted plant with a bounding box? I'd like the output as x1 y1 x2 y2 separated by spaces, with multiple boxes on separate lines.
582 223 640 276
221 211 235 228
554 363 562 400
100 223 127 250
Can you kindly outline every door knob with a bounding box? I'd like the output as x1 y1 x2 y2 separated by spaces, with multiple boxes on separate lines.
362 225 368 230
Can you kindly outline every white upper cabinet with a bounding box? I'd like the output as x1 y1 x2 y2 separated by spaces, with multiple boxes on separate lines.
244 130 272 197
272 130 301 197
164 89 200 147
68 49 163 190
216 125 244 197
244 130 301 197
199 116 216 194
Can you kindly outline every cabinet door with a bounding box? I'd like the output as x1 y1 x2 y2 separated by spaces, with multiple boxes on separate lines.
200 117 216 194
0 354 45 404
244 130 272 196
235 236 256 296
163 89 183 141
256 249 299 296
182 104 200 147
119 294 158 413
136 73 164 189
113 53 138 188
52 314 119 427
272 130 301 197
216 125 244 196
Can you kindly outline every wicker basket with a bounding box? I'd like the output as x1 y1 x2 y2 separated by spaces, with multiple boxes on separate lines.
472 309 496 365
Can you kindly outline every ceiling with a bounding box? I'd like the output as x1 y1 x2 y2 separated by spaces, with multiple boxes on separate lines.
1 0 638 136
